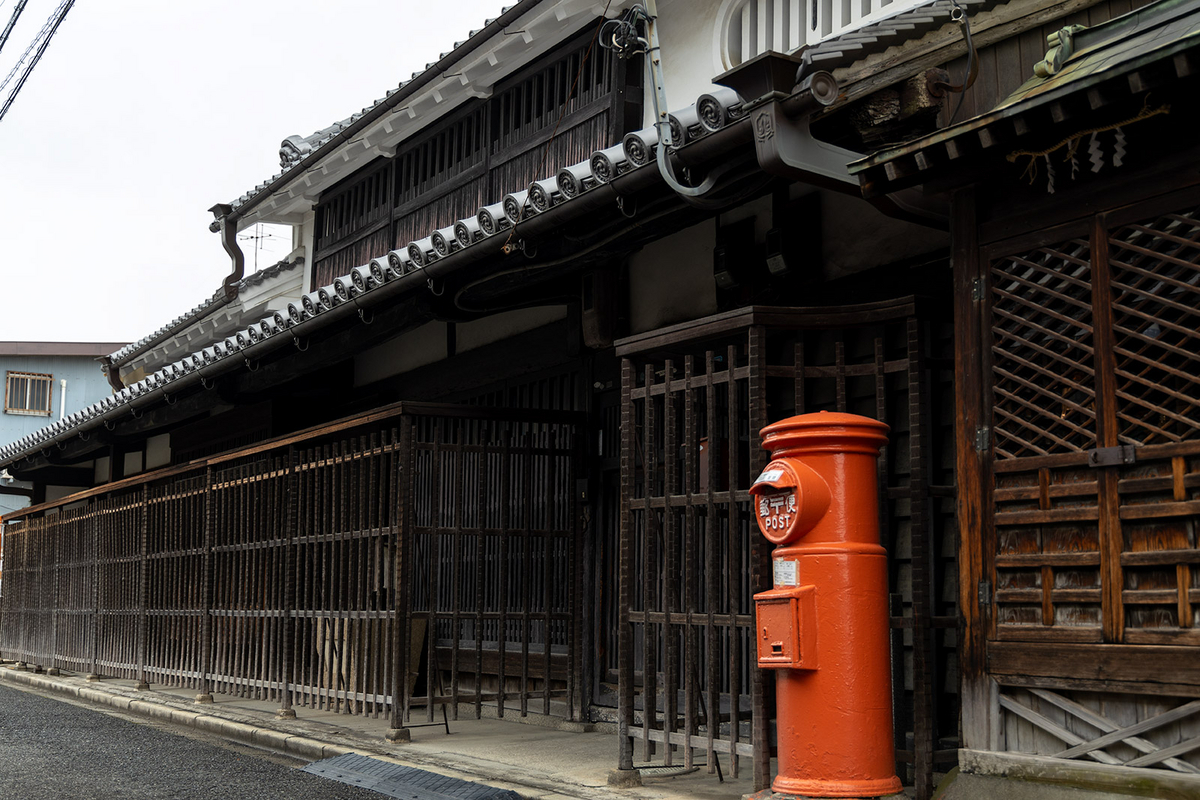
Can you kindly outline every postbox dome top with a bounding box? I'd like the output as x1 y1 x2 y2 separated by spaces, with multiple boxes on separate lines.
760 411 889 456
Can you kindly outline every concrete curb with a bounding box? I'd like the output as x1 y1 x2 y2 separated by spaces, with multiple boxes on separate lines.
0 667 356 765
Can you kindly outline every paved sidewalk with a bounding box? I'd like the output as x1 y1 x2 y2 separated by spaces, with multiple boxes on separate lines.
0 663 755 800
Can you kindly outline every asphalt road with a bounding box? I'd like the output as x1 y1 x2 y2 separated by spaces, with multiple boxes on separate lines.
0 682 384 800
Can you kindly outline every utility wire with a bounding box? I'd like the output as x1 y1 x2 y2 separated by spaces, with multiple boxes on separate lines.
0 0 74 124
0 0 29 58
0 0 66 93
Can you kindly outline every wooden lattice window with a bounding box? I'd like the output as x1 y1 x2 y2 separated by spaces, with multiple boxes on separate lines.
990 239 1095 458
987 198 1200 647
490 38 614 154
5 371 52 416
393 107 487 208
314 162 390 253
1108 207 1200 446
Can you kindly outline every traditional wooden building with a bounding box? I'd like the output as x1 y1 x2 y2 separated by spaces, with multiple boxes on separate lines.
2 1 1196 798
853 0 1200 793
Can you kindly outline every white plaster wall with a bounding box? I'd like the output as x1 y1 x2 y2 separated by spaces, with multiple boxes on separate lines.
354 322 448 387
628 218 718 334
354 306 568 389
456 306 567 354
820 191 949 281
295 210 317 291
123 450 144 477
145 434 171 470
649 0 728 128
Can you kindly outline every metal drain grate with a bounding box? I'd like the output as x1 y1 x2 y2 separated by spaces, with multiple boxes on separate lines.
636 765 700 778
302 753 521 800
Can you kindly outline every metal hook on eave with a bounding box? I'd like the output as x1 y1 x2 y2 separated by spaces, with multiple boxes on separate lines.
209 203 245 302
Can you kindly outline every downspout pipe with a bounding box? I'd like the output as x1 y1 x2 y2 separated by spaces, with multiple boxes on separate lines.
100 355 124 391
209 203 245 301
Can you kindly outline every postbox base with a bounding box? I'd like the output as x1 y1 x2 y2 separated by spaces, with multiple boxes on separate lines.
769 773 903 798
750 791 906 800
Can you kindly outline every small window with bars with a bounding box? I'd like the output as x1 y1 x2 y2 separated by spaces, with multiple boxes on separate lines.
5 371 52 416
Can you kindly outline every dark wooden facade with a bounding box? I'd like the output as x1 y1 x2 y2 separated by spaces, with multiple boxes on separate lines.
311 31 641 289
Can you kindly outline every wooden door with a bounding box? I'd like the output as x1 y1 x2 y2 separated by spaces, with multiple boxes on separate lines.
970 190 1200 773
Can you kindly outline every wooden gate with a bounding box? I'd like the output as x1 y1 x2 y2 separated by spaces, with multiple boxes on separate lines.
968 190 1200 771
614 299 956 795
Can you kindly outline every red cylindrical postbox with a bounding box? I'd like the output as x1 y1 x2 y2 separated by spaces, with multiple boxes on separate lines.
751 411 901 798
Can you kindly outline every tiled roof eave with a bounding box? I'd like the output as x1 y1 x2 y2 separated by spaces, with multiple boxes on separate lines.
106 258 304 369
226 0 546 222
0 82 772 475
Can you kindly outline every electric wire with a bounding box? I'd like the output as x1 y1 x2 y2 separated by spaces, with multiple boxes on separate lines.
0 0 29 59
0 0 74 124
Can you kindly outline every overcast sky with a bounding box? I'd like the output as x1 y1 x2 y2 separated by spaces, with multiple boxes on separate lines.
0 0 507 345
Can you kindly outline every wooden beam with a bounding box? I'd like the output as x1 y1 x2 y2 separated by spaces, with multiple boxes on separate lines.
831 0 1119 108
989 642 1200 686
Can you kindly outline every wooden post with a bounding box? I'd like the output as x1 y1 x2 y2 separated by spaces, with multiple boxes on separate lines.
278 448 298 718
47 518 61 675
611 358 640 785
86 509 100 682
748 325 772 792
386 420 412 743
908 316 936 799
135 485 150 690
1089 212 1125 645
196 467 214 704
953 187 996 750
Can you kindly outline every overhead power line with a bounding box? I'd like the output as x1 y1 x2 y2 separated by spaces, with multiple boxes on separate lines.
0 0 30 58
0 0 74 124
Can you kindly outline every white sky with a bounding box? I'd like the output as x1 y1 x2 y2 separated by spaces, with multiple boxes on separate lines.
0 0 508 345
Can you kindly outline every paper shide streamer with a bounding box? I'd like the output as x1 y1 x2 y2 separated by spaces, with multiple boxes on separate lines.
1006 100 1170 194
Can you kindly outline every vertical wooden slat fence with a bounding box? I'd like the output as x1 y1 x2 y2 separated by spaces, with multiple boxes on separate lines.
0 402 581 733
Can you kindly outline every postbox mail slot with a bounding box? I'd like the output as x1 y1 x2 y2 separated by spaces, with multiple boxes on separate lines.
754 584 817 670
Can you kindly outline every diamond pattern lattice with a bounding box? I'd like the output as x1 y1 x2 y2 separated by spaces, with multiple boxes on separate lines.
1108 207 1200 446
991 239 1097 458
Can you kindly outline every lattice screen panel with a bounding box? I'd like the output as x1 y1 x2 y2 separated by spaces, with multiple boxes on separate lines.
1118 449 1200 642
993 461 1103 640
998 686 1200 772
986 200 1200 648
990 239 1097 458
1108 206 1200 446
